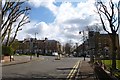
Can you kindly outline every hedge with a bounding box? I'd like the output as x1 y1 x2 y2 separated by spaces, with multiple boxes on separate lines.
2 46 14 56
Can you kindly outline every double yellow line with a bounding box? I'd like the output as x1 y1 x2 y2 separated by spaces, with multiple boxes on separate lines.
67 60 80 80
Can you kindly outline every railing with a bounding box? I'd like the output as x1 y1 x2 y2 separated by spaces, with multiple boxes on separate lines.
94 63 118 80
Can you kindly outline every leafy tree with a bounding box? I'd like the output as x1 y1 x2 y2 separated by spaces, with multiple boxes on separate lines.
96 0 120 70
10 39 20 52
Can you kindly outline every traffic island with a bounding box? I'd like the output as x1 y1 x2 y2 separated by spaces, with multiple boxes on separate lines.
54 56 61 60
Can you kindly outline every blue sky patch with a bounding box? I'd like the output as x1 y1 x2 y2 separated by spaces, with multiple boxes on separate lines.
29 6 56 23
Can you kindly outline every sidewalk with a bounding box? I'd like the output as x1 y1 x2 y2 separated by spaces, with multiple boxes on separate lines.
2 55 44 66
76 59 95 80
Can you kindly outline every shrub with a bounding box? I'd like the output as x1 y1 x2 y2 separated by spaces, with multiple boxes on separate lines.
2 46 14 56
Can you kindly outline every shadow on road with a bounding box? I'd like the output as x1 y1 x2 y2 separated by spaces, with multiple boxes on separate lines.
2 73 67 80
56 67 74 70
2 78 67 80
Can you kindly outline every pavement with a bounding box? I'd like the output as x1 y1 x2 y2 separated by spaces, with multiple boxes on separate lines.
76 58 95 80
2 55 44 66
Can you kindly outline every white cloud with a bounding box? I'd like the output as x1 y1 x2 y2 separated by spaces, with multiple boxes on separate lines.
17 0 119 44
28 0 58 15
28 0 43 8
16 20 37 40
17 0 99 44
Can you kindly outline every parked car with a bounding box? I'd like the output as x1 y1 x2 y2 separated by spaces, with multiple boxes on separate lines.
86 55 90 58
52 52 58 56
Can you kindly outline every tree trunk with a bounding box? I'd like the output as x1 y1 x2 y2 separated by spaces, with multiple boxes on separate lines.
111 33 117 70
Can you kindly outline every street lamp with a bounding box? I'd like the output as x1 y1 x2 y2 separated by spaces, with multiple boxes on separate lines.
34 32 38 50
34 32 38 57
79 30 85 53
23 38 33 60
43 38 48 55
35 32 38 40
79 30 87 60
29 38 33 60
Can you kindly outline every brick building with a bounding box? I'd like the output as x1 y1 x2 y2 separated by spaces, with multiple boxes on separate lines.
88 31 120 59
77 31 120 59
17 38 62 55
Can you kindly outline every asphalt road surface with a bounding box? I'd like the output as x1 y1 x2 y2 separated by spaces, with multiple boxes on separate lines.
2 56 83 80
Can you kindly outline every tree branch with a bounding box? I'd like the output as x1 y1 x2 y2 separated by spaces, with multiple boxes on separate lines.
5 23 12 46
2 2 24 30
115 1 120 32
2 2 31 43
98 10 110 34
9 12 30 46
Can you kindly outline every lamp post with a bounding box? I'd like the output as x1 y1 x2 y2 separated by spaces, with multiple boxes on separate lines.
43 38 48 55
35 32 39 57
34 32 38 51
30 38 33 60
79 30 87 60
35 32 38 40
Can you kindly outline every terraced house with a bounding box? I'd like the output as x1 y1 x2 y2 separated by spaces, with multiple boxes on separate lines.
17 38 63 56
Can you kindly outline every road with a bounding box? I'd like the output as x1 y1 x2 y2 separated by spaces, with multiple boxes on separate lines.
2 56 85 80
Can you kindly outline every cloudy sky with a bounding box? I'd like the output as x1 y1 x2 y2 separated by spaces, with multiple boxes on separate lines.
16 0 119 45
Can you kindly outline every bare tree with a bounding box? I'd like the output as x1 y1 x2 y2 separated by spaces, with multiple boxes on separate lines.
0 1 2 63
96 0 120 70
2 1 31 46
65 43 71 56
0 1 2 39
86 24 103 32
